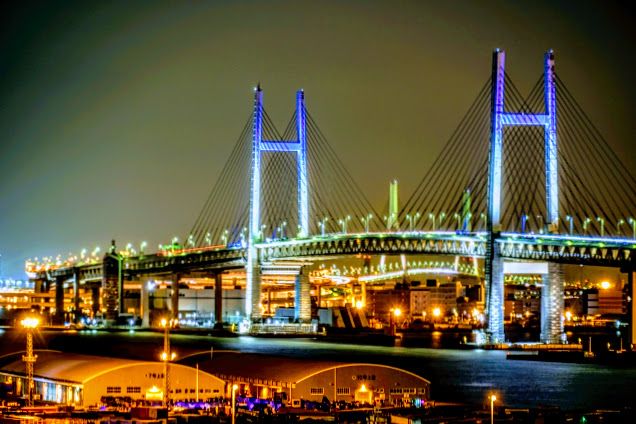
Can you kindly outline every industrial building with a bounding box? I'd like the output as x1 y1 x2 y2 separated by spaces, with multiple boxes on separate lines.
0 351 225 407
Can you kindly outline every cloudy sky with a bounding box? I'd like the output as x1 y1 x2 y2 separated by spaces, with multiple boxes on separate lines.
0 1 633 277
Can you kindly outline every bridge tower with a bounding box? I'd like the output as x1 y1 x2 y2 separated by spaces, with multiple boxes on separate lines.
485 49 562 343
246 86 309 321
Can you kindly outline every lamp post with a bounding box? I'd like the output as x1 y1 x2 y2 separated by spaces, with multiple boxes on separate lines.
536 215 544 234
160 318 176 408
617 219 625 237
629 217 636 240
339 216 351 234
428 213 436 231
565 215 574 235
281 221 287 239
489 394 497 424
221 230 229 246
318 217 328 237
205 232 212 246
480 213 487 231
231 383 239 424
583 218 592 235
596 217 605 237
140 241 148 255
405 212 420 232
361 214 373 233
21 317 39 406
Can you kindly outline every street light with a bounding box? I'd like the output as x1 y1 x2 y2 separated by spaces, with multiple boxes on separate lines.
205 232 212 246
480 213 487 231
489 394 497 424
281 221 287 239
565 215 574 235
617 219 625 237
21 317 39 406
583 218 592 235
406 212 420 232
339 215 351 234
160 318 176 408
360 214 373 233
428 213 436 231
231 383 239 424
536 215 544 234
221 230 229 246
389 308 401 336
629 217 636 240
318 217 328 237
596 217 605 237
140 241 148 255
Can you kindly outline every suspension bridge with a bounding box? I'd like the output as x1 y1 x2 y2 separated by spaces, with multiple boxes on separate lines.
26 49 636 345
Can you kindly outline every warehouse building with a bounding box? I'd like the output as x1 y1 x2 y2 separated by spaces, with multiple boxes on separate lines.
0 351 225 407
183 352 430 406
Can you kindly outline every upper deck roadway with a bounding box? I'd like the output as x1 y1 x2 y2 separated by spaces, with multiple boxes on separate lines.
30 231 636 282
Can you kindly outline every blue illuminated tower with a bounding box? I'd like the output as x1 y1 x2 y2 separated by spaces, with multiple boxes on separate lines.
246 86 308 320
485 49 559 343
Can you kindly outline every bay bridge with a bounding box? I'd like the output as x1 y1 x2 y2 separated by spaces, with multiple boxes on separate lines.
26 49 636 346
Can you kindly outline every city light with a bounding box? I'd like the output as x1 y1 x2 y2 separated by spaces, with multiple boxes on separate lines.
20 317 39 329
489 394 497 424
600 281 611 290
432 307 441 318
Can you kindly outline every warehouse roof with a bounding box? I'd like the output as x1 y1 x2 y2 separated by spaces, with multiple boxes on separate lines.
178 351 429 388
0 350 219 385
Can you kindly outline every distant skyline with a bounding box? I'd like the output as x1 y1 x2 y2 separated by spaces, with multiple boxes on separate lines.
1 1 634 277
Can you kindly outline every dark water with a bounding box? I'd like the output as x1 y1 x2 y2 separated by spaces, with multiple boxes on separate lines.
1 329 634 410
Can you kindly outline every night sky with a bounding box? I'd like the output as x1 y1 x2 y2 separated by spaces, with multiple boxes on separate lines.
0 1 634 277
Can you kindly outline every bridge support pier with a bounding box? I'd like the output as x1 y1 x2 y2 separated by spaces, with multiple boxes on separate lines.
54 276 65 325
171 273 181 322
485 243 505 343
540 263 565 344
90 284 100 317
247 262 262 321
140 277 151 327
34 278 48 294
73 269 81 323
214 273 223 329
295 267 311 323
102 246 122 321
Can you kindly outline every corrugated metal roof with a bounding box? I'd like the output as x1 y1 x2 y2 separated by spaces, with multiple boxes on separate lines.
178 352 429 387
0 351 202 385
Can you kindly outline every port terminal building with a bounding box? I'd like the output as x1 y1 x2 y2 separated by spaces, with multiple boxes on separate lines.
0 351 225 407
